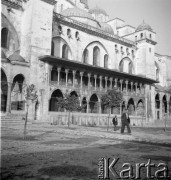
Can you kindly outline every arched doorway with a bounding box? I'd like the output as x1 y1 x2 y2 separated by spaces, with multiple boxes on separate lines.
1 69 8 112
11 74 25 111
162 95 167 115
89 94 99 113
82 97 87 113
155 94 160 119
70 91 78 97
127 98 135 115
49 89 64 112
137 100 144 116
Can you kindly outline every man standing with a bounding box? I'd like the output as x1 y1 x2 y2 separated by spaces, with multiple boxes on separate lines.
121 109 131 134
112 115 118 131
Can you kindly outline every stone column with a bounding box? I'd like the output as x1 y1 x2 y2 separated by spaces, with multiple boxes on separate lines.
120 79 123 91
87 100 89 113
80 72 83 89
159 96 162 120
99 100 101 114
49 66 52 83
72 70 76 88
139 83 142 94
6 82 12 114
131 82 133 93
99 75 102 91
94 75 97 90
135 82 138 94
105 76 108 91
125 80 128 94
110 77 113 89
88 73 91 90
57 67 61 86
65 69 69 87
115 78 118 89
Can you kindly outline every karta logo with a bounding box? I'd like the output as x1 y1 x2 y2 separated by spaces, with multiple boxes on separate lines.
98 157 169 179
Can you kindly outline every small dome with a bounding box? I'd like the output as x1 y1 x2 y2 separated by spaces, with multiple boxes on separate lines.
136 21 153 32
61 8 94 20
8 50 25 62
1 49 6 59
89 6 108 16
100 22 114 35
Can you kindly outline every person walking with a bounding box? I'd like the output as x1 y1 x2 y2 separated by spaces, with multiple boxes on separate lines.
121 109 131 134
112 115 118 131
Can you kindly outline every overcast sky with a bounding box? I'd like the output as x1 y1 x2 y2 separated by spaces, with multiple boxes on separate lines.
88 0 171 56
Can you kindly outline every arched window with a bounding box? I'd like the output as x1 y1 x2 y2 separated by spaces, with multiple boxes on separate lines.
1 28 8 48
93 46 100 66
149 34 152 39
141 33 143 38
104 54 108 68
119 60 124 72
51 41 54 56
67 29 71 38
75 31 79 40
58 25 62 34
62 44 68 59
128 62 133 74
83 49 89 64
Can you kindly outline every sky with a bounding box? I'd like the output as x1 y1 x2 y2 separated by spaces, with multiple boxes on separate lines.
88 0 171 56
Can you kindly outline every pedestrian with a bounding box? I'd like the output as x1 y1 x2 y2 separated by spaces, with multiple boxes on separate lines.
121 108 131 135
112 115 118 131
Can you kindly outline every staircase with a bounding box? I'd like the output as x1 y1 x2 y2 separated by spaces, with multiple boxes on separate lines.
1 113 31 127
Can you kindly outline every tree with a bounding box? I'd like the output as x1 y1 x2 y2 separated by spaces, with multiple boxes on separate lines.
101 89 123 131
56 93 82 128
24 84 38 139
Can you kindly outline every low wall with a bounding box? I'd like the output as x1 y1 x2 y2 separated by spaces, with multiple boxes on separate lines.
48 112 146 127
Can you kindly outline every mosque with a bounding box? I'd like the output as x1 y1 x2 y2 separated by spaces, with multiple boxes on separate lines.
1 0 171 126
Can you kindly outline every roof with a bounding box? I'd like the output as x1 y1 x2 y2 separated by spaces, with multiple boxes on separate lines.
40 55 158 84
61 8 94 21
100 22 114 35
136 21 153 32
8 50 25 62
89 6 108 16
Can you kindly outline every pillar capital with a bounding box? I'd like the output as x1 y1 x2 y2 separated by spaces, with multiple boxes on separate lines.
80 71 84 76
135 82 138 86
120 79 123 83
57 67 61 71
65 69 69 73
88 73 91 78
105 76 108 81
131 81 133 85
72 70 76 75
94 74 97 79
125 80 129 84
115 78 118 82
109 77 113 81
99 75 103 80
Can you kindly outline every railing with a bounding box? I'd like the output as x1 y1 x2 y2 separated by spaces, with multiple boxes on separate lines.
54 13 136 47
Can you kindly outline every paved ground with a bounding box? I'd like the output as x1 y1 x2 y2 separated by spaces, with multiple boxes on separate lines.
1 123 171 180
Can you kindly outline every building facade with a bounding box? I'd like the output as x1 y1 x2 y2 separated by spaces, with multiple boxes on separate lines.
1 0 171 126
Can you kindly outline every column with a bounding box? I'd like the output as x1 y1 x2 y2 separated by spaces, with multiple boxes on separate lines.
125 80 128 94
99 100 101 114
6 82 12 114
72 70 76 88
105 76 108 91
99 75 102 91
135 82 138 94
57 67 61 86
120 79 123 91
87 100 89 113
65 69 69 87
159 96 162 120
131 82 133 93
115 78 118 89
110 77 113 89
88 73 91 90
139 83 142 94
94 75 97 90
80 72 83 89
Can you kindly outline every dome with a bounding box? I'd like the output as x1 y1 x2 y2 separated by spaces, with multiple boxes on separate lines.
61 8 94 21
136 21 153 32
89 6 108 16
8 50 25 62
100 22 114 35
1 49 6 59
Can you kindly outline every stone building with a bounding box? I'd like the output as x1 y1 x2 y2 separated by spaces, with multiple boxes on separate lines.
1 0 171 126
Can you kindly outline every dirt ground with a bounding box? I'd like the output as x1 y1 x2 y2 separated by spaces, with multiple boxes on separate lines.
1 123 171 180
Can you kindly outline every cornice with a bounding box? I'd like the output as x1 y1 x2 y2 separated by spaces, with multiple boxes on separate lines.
53 13 136 48
41 0 56 5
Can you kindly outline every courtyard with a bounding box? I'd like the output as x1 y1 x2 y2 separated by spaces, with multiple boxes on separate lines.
1 122 171 180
